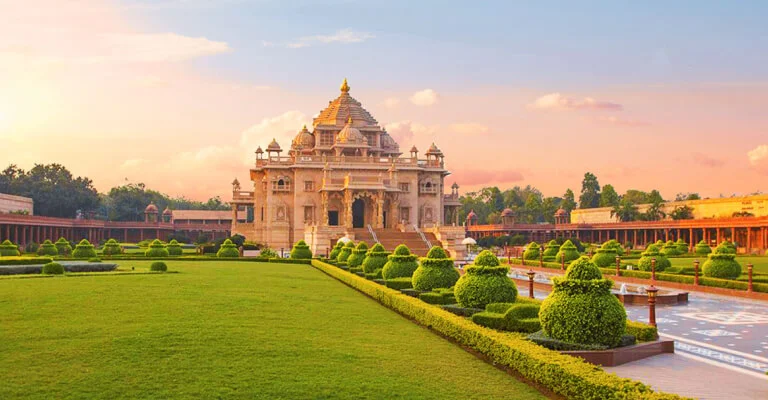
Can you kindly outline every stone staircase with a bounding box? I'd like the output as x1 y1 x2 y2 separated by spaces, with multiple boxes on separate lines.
352 229 439 257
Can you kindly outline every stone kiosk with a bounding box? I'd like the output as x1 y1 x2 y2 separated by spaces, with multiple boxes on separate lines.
230 79 465 257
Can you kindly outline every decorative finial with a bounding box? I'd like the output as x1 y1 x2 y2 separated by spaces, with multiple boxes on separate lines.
347 115 353 124
340 78 350 93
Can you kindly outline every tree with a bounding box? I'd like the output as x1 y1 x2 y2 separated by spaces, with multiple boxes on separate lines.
599 184 620 208
562 189 576 213
611 199 639 222
670 205 694 220
643 190 666 221
675 192 701 201
579 172 601 209
522 194 543 223
623 189 650 204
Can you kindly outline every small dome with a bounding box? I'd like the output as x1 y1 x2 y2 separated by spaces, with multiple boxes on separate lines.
425 142 443 156
336 117 367 146
466 209 478 221
232 178 240 186
451 182 459 189
555 208 568 217
255 146 264 154
380 131 399 153
145 203 158 213
410 145 418 153
162 207 172 216
291 125 315 150
267 138 282 152
501 208 514 217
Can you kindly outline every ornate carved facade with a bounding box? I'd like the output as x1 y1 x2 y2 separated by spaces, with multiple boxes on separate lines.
231 79 463 255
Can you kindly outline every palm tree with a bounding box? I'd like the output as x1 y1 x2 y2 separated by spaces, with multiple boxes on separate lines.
611 199 639 222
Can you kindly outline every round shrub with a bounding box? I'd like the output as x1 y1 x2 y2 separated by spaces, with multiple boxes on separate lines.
328 241 344 260
702 253 741 280
590 248 618 268
715 241 736 255
362 243 388 274
601 239 624 255
41 262 64 275
542 240 560 257
166 239 183 256
555 240 580 263
636 245 671 272
37 240 58 256
523 242 540 260
290 240 313 260
675 239 689 254
54 237 72 256
150 261 168 272
217 239 240 258
145 239 170 258
102 239 123 256
454 250 517 309
0 240 20 257
259 247 277 259
539 257 627 347
336 241 355 262
660 240 680 256
412 246 460 291
72 239 97 258
381 245 419 279
347 242 368 268
694 240 712 255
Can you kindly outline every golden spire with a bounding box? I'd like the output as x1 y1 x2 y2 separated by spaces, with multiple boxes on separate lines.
347 115 353 124
340 78 350 93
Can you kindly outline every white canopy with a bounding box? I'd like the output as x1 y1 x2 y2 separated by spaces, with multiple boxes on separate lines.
337 236 352 244
461 237 477 245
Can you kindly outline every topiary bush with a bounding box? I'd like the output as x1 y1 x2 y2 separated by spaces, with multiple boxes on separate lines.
702 253 741 280
381 244 419 280
523 242 540 260
555 240 580 263
217 239 240 258
590 248 618 268
636 245 671 272
258 247 277 259
694 240 712 255
145 239 170 258
41 262 64 275
660 240 681 256
0 240 20 257
347 242 368 268
72 239 97 258
150 261 168 272
329 241 344 260
412 246 460 291
454 250 517 309
542 240 560 257
54 237 72 256
715 241 736 255
539 256 627 347
166 239 183 256
336 241 355 262
102 238 123 256
600 239 624 256
362 243 388 274
289 240 313 259
36 240 58 256
675 239 689 254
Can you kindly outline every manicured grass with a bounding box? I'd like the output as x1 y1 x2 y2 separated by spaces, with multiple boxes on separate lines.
0 261 545 399
667 255 768 274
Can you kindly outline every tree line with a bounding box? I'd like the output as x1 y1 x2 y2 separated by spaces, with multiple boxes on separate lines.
0 163 229 221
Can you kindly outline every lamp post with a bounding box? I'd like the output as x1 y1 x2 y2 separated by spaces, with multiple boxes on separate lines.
507 246 511 265
748 263 754 293
280 247 284 258
561 253 565 270
527 269 536 299
693 260 700 286
615 255 621 277
651 257 657 282
539 250 543 268
647 285 659 327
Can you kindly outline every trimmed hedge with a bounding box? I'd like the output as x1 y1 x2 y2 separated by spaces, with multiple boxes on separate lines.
412 246 459 291
591 248 618 268
601 239 624 256
539 257 627 347
0 240 20 257
384 277 413 290
150 261 168 272
217 239 240 258
337 241 354 262
72 239 97 259
145 239 170 258
55 237 72 256
166 239 183 256
715 241 736 255
555 240 580 263
636 245 671 272
542 240 560 257
41 262 64 275
37 240 59 256
454 250 517 309
290 240 313 260
702 253 741 280
660 241 681 257
346 241 368 268
419 288 456 305
0 257 54 266
102 238 123 256
675 239 689 254
626 320 658 342
694 240 712 255
329 241 344 260
522 242 540 260
382 244 419 280
310 259 682 400
472 302 541 333
362 243 388 274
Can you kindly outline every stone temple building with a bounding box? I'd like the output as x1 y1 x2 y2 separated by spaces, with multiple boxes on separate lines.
230 79 465 256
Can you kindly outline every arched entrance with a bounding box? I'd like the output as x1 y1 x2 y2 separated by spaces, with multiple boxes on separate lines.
352 198 365 228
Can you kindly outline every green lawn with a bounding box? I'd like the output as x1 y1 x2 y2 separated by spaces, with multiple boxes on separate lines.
667 255 768 274
0 261 544 399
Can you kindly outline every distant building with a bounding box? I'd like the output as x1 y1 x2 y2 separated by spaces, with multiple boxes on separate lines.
0 193 33 215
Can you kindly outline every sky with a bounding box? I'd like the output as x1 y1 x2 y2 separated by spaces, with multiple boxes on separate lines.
1 0 767 201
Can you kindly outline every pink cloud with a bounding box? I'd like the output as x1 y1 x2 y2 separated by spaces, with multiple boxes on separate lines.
596 116 649 127
748 144 768 174
529 93 623 111
692 152 725 168
450 169 525 186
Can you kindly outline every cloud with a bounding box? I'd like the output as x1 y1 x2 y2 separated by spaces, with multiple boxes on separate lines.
383 97 400 108
528 93 623 111
450 169 525 186
409 89 439 106
692 152 725 168
748 144 768 174
449 123 489 135
240 111 310 154
120 158 148 169
284 29 375 49
384 121 439 145
596 116 649 127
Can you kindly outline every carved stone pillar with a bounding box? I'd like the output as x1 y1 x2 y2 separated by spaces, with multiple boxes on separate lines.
321 192 329 226
344 190 353 229
376 193 384 229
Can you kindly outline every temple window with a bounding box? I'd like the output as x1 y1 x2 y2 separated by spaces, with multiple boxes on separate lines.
304 181 314 192
303 206 314 223
399 183 410 193
320 132 333 146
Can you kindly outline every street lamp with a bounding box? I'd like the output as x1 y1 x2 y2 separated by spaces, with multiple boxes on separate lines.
748 263 754 293
693 260 700 286
527 269 536 299
615 255 621 277
647 285 659 327
651 257 657 282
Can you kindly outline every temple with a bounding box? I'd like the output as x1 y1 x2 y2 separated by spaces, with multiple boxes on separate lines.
230 79 465 256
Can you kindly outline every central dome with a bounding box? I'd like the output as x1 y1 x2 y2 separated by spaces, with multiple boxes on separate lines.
335 116 367 146
313 78 379 127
